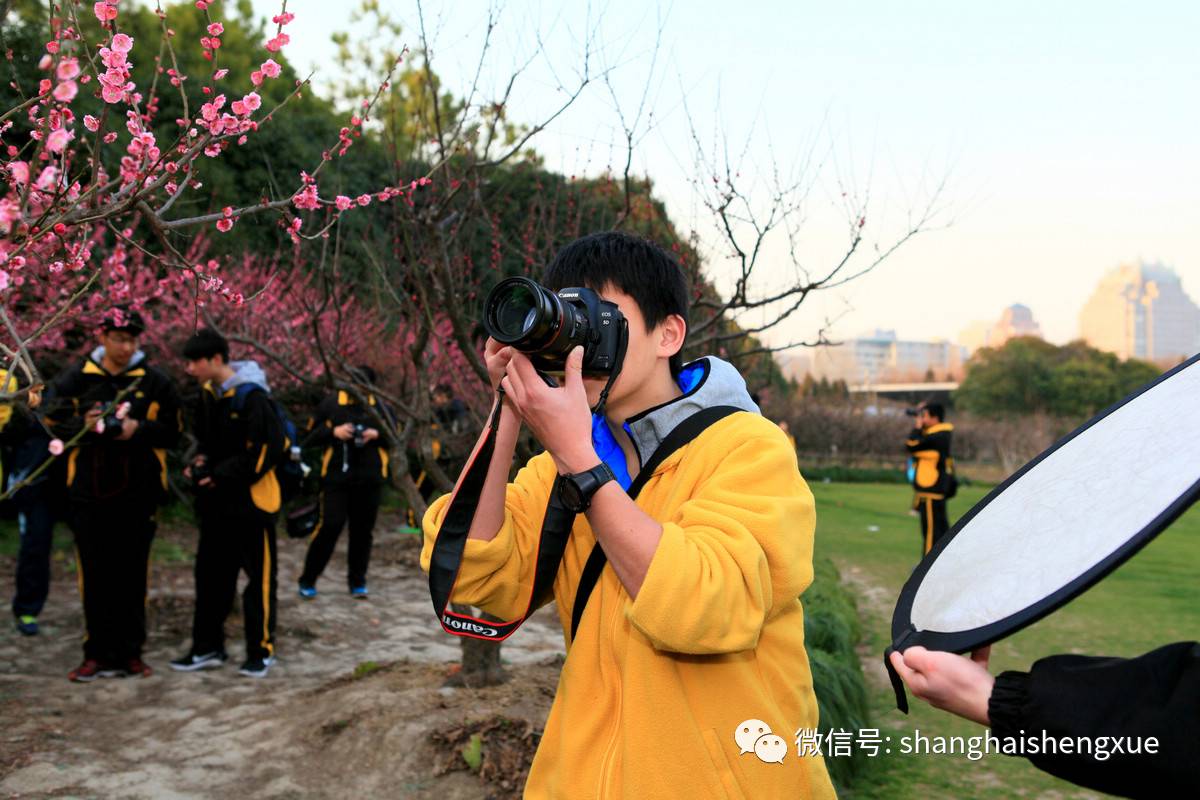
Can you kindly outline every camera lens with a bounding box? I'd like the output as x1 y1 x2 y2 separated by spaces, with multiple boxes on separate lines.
484 277 572 353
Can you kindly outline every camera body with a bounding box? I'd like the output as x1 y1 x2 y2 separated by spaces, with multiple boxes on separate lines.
482 277 626 377
905 408 919 417
190 460 212 491
97 413 125 439
352 423 367 448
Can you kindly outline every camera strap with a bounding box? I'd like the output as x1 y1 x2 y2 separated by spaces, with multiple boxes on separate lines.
428 398 576 641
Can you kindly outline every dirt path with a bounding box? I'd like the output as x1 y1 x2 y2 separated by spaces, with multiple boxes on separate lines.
0 517 564 799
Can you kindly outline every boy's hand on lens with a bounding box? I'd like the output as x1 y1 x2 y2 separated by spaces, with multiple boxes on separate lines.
333 423 355 441
502 347 597 473
484 337 514 393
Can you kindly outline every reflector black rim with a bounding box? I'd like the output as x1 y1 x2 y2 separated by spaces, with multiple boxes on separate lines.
891 352 1200 655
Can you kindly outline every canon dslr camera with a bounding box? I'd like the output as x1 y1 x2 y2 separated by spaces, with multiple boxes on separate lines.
481 277 626 376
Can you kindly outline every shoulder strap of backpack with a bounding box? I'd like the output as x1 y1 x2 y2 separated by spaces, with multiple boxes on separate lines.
569 405 744 641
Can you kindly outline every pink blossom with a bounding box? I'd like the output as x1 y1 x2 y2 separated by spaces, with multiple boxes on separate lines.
355 194 371 207
115 401 131 420
103 132 118 143
101 83 125 104
335 195 352 211
45 41 60 54
46 127 72 153
216 218 233 232
241 92 261 112
48 439 65 456
0 270 8 291
37 54 52 70
52 80 78 102
8 161 30 184
260 59 282 78
207 22 224 36
272 12 295 25
84 114 100 131
195 1 209 9
213 68 229 80
250 70 264 86
56 57 80 81
230 100 246 115
265 34 289 52
93 1 118 22
292 183 320 210
111 33 134 53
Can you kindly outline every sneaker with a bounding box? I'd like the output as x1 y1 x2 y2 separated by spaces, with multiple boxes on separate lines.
68 659 104 683
125 657 154 678
15 615 38 636
238 656 275 678
350 585 369 599
298 583 318 600
169 650 228 672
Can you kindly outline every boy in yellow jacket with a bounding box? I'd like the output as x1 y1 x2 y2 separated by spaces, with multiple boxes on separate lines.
422 232 836 799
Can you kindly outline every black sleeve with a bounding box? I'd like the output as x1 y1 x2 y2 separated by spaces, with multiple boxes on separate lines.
302 396 334 449
988 642 1200 798
904 427 925 453
135 372 183 450
42 368 88 441
211 391 284 486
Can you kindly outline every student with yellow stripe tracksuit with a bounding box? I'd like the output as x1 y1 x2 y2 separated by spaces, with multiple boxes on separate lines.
905 401 955 556
298 367 394 599
172 329 284 679
43 311 182 683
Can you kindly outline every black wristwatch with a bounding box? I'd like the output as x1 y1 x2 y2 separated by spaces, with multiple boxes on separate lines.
558 463 616 513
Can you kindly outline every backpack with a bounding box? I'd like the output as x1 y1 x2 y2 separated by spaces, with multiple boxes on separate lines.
231 384 306 503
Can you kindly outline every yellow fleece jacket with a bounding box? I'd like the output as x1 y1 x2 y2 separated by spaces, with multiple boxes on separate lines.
422 412 836 800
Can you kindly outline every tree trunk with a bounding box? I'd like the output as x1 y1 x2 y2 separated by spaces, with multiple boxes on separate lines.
445 605 509 687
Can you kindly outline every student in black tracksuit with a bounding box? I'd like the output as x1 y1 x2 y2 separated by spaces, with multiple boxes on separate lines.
171 329 284 678
2 377 63 637
43 310 182 682
905 401 955 555
298 367 394 598
891 641 1199 798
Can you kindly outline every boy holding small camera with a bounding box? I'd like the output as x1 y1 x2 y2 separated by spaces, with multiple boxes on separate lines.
422 232 835 799
45 309 182 682
297 366 393 599
171 329 285 678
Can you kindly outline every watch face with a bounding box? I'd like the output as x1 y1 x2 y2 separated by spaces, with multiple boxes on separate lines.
560 478 585 510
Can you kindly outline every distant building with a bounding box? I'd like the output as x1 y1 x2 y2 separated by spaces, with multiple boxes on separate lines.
958 303 1043 354
784 330 965 385
1079 262 1200 362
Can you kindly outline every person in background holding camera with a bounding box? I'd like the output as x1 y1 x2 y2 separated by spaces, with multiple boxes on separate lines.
297 366 394 600
905 400 955 555
43 309 182 682
421 232 835 799
171 329 284 678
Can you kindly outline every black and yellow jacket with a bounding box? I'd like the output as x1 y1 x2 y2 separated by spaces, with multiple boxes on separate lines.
44 348 182 508
304 390 394 487
193 361 285 517
905 421 954 498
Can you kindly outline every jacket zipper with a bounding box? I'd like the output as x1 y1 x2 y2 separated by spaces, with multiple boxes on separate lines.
595 580 623 799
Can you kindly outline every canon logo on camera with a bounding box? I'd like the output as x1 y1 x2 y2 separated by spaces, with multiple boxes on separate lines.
442 616 499 637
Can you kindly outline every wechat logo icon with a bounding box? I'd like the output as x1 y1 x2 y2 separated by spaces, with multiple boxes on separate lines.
735 718 787 764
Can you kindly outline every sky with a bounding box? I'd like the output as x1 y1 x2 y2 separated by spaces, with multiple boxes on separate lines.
251 0 1200 349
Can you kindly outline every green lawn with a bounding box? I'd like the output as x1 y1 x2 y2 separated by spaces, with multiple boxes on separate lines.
809 481 1200 799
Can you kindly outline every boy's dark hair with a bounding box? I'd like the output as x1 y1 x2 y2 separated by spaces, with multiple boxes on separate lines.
542 231 689 377
432 383 453 398
181 329 229 362
920 401 945 422
352 365 378 385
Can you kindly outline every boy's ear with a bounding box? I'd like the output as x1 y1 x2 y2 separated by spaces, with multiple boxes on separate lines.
656 314 687 359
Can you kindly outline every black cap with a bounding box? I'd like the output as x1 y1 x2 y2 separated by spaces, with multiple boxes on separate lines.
102 307 146 336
